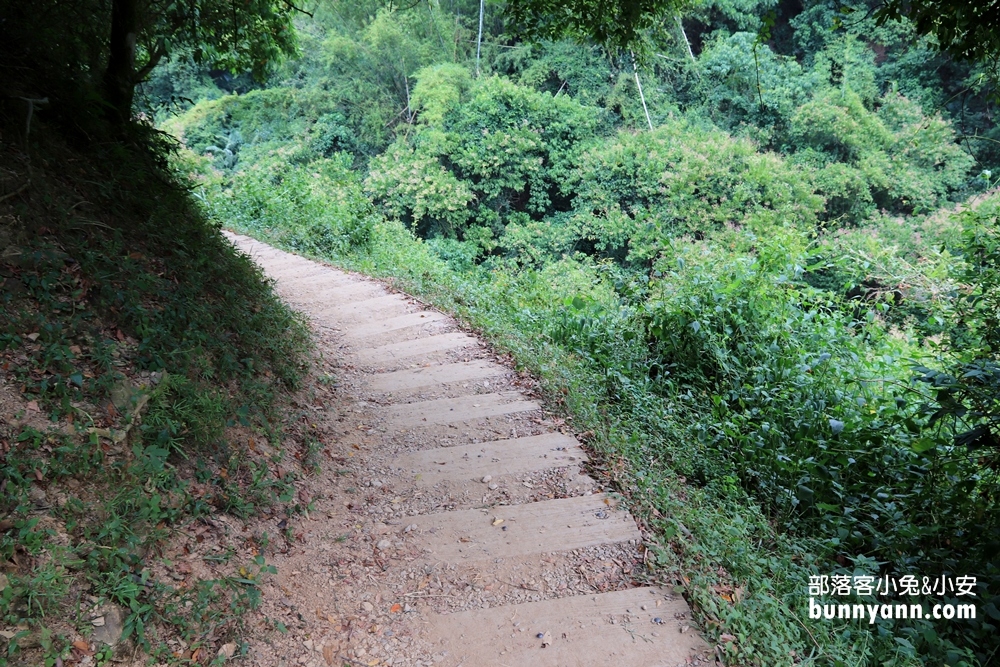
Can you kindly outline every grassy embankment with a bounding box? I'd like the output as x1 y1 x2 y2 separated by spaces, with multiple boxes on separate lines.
1 121 314 665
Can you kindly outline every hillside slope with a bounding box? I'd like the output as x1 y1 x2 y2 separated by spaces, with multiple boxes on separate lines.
0 118 314 664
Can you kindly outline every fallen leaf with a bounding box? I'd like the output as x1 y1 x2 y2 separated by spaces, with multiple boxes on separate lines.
72 639 90 653
492 518 504 526
323 644 337 666
390 603 402 613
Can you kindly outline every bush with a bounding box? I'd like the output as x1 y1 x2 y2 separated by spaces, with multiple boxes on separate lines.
567 120 823 264
789 87 974 222
207 146 376 255
643 233 995 663
365 75 604 240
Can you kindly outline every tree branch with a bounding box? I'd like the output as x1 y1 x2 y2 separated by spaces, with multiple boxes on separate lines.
283 0 314 17
134 45 167 83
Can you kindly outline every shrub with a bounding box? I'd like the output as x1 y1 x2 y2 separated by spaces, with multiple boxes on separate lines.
789 87 974 221
568 120 823 264
366 75 604 240
207 146 376 255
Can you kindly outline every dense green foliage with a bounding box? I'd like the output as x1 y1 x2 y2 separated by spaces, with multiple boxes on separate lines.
0 0 298 126
156 0 1000 664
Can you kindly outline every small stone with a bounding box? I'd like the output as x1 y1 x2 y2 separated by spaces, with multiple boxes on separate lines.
652 617 664 625
304 640 314 651
362 601 374 612
488 483 498 491
481 475 492 483
404 524 418 533
91 604 125 645
28 485 47 506
377 539 391 550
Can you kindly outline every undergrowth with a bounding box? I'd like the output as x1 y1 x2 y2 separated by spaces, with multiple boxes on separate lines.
0 124 310 665
212 199 999 665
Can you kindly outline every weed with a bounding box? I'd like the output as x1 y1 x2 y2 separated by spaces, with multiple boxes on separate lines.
0 118 310 662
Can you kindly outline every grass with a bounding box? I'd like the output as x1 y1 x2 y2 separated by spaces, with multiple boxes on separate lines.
169 111 994 665
215 211 877 666
0 123 312 665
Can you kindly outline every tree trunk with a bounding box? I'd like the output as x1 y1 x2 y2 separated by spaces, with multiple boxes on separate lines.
104 0 139 124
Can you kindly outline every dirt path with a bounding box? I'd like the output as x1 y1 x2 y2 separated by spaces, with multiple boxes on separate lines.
225 233 711 667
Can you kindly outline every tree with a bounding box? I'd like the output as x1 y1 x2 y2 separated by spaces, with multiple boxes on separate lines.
504 0 688 52
0 0 300 125
875 0 1000 72
505 0 1000 77
103 0 301 123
